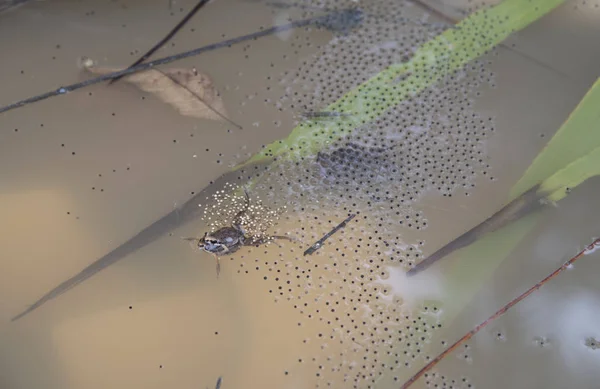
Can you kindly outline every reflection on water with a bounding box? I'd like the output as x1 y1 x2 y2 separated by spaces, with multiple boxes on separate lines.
1 0 600 388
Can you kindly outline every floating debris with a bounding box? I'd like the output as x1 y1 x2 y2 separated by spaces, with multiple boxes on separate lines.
585 337 599 351
304 214 356 256
302 111 353 119
0 7 359 115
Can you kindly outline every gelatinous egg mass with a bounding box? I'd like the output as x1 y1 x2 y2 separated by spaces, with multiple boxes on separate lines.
215 0 496 387
3 0 599 388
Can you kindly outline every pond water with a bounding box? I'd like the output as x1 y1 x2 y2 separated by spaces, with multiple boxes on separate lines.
1 0 599 388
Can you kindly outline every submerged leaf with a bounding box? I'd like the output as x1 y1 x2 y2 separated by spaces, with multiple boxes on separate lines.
540 145 600 202
442 212 542 323
511 77 600 200
433 77 600 319
407 184 544 276
235 0 565 169
82 58 229 122
410 76 600 275
8 0 566 322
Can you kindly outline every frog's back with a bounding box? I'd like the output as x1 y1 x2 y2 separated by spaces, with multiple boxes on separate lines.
210 226 243 241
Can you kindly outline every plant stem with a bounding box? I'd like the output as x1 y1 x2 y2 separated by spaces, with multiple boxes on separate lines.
407 184 544 276
400 237 600 389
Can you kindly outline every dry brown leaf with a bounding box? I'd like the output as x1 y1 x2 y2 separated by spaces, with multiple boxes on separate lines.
81 57 229 122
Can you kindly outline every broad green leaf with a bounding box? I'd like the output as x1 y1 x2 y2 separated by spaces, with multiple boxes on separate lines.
411 77 600 277
235 0 565 170
441 77 600 323
228 0 578 328
511 77 600 200
540 145 600 202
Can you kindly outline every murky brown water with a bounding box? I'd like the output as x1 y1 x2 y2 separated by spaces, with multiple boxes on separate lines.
1 0 600 388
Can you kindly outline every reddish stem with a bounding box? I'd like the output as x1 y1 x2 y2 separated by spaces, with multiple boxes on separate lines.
400 237 600 389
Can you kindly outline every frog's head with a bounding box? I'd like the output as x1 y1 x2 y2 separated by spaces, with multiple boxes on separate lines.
200 232 225 254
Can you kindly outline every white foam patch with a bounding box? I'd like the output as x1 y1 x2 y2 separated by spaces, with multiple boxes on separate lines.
274 12 294 41
584 239 600 255
373 265 444 310
518 290 600 369
406 125 428 134
363 40 400 55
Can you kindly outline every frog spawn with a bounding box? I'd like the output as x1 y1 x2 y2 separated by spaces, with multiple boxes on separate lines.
223 0 508 386
195 182 290 252
424 373 475 389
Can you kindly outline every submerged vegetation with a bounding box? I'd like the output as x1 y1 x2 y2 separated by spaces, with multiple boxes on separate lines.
2 0 599 387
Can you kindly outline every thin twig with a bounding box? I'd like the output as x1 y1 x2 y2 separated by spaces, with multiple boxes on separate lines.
0 11 341 116
110 0 212 85
400 237 600 389
304 214 356 255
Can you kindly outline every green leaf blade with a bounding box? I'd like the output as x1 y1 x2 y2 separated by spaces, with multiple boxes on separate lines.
511 77 600 200
235 0 565 170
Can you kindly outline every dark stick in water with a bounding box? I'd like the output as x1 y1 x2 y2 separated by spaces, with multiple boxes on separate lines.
406 184 545 276
0 8 361 115
10 167 264 322
304 214 356 256
109 0 212 85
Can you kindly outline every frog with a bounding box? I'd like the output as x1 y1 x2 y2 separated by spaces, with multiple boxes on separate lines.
185 189 293 277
